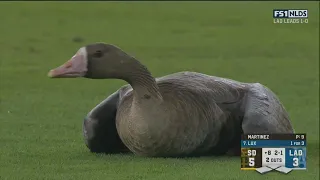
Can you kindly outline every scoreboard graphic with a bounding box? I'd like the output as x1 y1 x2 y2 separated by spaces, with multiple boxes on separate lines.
241 134 306 174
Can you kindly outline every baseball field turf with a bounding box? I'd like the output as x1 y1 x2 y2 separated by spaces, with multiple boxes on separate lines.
0 2 318 180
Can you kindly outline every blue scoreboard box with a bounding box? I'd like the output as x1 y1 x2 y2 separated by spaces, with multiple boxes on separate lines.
241 134 306 173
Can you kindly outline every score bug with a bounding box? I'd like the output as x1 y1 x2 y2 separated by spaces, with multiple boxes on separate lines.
241 134 307 173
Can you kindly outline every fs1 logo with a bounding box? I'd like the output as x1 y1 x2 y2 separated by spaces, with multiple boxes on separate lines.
273 9 308 18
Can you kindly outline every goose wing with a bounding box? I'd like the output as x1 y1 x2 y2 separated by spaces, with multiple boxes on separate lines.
241 83 294 133
83 90 128 153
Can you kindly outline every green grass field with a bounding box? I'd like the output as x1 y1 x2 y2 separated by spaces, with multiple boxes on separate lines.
0 2 319 180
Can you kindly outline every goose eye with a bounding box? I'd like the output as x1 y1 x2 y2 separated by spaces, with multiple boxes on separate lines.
93 50 103 58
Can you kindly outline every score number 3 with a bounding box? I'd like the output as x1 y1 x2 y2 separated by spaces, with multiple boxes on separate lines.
293 157 299 167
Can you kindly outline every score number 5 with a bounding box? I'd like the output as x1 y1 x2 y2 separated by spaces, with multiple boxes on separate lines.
249 158 255 167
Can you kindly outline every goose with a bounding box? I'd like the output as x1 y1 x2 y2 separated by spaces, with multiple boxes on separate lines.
48 43 294 157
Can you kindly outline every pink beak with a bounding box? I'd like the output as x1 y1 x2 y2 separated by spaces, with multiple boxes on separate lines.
48 48 88 78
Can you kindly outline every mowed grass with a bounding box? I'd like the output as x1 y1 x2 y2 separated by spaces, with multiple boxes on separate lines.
0 2 319 180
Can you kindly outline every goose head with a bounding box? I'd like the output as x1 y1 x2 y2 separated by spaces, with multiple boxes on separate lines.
48 43 136 79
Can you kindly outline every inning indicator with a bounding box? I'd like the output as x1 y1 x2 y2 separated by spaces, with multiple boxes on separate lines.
241 134 306 173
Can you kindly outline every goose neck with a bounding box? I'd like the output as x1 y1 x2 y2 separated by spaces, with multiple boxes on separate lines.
123 62 163 101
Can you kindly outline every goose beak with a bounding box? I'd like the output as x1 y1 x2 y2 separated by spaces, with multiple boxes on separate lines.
48 48 88 78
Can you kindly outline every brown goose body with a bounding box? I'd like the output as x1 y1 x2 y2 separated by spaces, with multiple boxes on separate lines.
48 43 294 157
115 72 294 157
